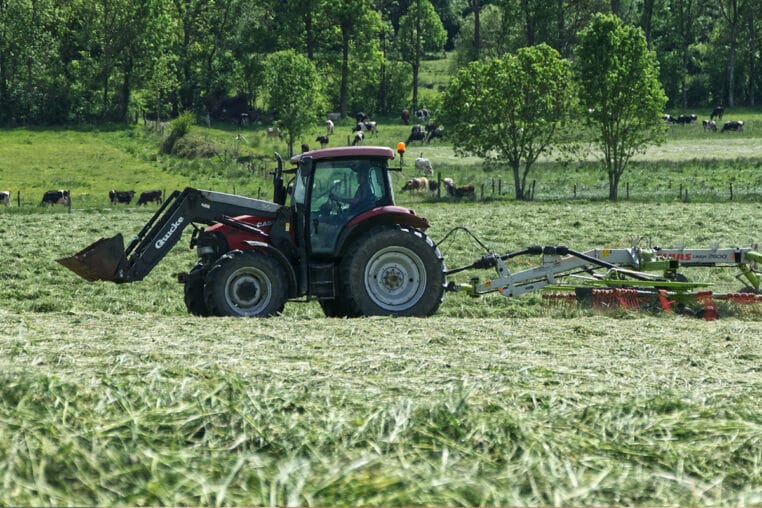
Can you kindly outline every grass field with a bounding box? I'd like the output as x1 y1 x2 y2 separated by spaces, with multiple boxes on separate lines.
2 103 762 505
2 199 762 505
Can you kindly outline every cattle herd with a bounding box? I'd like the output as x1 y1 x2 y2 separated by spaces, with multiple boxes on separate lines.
0 188 164 207
665 106 746 134
110 189 164 206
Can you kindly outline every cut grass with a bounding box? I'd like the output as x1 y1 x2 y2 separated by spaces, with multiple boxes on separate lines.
1 311 761 505
2 202 762 505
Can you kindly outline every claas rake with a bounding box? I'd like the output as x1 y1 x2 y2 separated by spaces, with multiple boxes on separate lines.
441 229 762 319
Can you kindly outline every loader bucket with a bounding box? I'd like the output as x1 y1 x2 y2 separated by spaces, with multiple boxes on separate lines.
56 233 127 282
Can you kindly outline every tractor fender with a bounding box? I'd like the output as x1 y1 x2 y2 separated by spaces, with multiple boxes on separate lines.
335 206 430 257
243 240 298 298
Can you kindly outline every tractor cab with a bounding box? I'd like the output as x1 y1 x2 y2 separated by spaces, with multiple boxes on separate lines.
290 147 396 255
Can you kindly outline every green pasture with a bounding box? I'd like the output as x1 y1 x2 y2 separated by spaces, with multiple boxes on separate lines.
4 107 762 208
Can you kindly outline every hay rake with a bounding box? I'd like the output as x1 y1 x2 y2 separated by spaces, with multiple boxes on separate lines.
442 231 762 319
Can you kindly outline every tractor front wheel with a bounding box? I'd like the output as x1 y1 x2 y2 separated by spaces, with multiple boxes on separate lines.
339 225 445 316
204 250 288 317
183 262 211 316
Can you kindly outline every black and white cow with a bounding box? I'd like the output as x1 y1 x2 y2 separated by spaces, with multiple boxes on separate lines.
702 119 717 132
406 125 427 144
137 189 163 205
315 135 329 148
711 106 724 121
109 189 135 205
41 189 70 206
721 120 744 133
0 191 9 206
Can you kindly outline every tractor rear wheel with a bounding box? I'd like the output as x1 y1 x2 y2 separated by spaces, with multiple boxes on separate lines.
339 225 445 316
183 262 211 316
204 250 287 317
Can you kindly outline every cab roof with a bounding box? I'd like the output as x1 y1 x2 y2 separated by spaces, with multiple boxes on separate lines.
290 146 395 165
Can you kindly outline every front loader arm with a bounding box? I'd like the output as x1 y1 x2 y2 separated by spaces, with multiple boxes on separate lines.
58 187 283 283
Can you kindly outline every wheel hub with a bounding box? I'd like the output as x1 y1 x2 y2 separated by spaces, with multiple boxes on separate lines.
380 265 405 291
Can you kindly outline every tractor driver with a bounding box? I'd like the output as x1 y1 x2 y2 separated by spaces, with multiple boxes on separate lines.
330 168 375 215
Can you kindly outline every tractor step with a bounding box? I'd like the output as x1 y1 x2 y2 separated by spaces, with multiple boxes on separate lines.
57 233 127 282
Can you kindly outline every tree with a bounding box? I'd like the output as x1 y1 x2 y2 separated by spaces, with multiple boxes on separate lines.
322 0 381 118
441 44 573 200
397 0 446 110
453 4 509 67
575 13 667 201
262 50 325 156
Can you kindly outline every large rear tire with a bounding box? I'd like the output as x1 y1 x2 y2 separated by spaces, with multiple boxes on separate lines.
204 250 288 317
183 262 211 316
339 225 445 316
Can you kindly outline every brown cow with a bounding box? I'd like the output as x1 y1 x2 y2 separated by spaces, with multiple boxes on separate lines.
401 177 429 192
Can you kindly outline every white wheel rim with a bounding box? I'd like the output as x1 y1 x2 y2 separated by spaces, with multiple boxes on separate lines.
225 266 272 315
364 246 426 311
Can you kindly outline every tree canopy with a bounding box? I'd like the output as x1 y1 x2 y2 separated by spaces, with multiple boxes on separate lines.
575 13 667 201
441 43 573 200
0 1 761 125
262 50 324 156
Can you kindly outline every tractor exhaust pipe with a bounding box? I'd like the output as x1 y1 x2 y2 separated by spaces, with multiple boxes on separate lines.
56 233 127 282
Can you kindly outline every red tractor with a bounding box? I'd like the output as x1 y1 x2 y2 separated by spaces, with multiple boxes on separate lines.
59 146 447 317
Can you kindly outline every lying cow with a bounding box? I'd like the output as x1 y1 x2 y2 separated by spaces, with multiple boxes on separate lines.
137 189 163 205
401 177 429 192
109 189 135 205
41 189 70 206
721 120 744 133
0 191 9 206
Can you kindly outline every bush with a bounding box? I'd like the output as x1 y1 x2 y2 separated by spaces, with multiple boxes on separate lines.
161 112 196 154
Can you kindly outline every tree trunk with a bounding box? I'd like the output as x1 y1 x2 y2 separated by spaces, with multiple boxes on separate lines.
339 24 350 117
304 11 315 60
378 31 387 113
120 56 132 123
472 0 480 60
722 0 739 108
608 171 619 201
640 0 655 45
511 160 525 200
412 0 422 110
522 0 535 47
749 11 757 105
610 0 622 16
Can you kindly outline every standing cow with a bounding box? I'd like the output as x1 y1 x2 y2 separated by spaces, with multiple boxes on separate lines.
137 190 163 205
41 189 70 206
0 191 9 206
109 190 135 205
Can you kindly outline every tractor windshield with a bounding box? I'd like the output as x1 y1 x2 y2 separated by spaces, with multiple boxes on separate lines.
309 158 387 254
